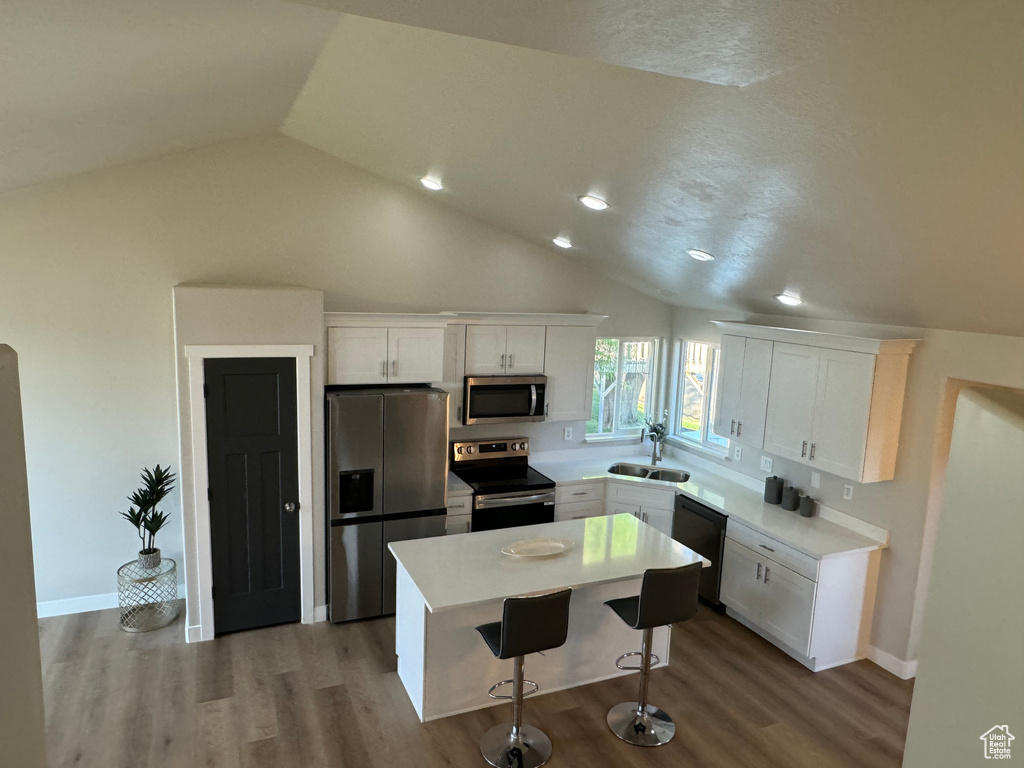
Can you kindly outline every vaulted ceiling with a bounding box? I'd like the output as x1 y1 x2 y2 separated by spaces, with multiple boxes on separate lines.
3 1 1022 335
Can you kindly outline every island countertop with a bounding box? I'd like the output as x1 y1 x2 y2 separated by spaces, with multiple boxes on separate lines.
388 513 706 613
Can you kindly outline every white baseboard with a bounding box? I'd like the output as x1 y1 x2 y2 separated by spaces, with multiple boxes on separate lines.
313 604 328 623
185 624 205 643
37 583 187 619
867 645 918 679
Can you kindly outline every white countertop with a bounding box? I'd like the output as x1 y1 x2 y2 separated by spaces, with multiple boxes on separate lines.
531 453 886 560
447 471 473 498
388 513 706 612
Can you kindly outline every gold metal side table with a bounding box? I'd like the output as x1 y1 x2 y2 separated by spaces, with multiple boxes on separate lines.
116 558 179 632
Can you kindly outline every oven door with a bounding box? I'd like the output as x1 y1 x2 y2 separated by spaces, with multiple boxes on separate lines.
471 489 555 532
464 376 546 425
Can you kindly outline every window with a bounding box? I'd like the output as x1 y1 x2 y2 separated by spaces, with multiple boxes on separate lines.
587 338 657 436
674 341 728 451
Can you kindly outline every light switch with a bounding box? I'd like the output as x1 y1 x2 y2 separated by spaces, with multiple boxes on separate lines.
811 472 821 489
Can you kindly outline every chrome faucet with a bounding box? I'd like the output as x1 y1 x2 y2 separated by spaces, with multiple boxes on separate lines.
641 427 662 465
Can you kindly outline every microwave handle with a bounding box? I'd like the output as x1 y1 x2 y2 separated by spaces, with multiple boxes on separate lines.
529 384 537 416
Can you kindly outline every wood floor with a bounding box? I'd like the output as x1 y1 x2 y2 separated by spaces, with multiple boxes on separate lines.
38 602 914 767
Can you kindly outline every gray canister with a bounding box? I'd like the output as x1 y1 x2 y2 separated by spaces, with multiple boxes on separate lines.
799 495 816 517
764 476 784 505
781 486 801 511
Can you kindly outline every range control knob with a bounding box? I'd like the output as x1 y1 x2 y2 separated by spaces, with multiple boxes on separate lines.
466 445 476 454
455 446 464 455
520 441 528 451
510 443 519 452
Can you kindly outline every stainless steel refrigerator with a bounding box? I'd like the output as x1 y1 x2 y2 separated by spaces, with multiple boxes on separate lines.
327 387 449 622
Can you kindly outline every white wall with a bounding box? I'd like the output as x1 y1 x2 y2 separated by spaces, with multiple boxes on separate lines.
0 346 48 767
672 307 1024 668
902 387 1024 766
0 134 671 609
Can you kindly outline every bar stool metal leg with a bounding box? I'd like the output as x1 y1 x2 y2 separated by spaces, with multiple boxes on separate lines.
481 656 553 768
607 627 676 747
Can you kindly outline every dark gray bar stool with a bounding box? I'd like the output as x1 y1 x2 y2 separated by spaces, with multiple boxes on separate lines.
475 589 572 768
604 562 701 747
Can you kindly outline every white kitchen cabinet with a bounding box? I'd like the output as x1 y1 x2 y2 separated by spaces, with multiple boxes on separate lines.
543 326 596 422
720 519 880 672
713 335 773 447
465 325 546 375
327 325 444 386
605 482 675 537
446 491 472 535
440 325 467 427
553 499 605 522
762 343 820 462
606 501 641 518
639 507 674 537
445 514 471 535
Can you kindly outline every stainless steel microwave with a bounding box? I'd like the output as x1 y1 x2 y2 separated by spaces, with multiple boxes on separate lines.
463 375 547 425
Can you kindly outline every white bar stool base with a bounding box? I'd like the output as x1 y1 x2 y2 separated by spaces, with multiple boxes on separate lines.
480 723 553 768
606 702 676 747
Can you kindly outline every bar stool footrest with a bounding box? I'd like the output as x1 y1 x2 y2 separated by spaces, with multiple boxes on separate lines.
615 650 660 671
487 678 540 700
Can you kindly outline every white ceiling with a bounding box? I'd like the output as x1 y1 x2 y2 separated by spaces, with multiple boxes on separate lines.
0 0 336 192
3 1 1022 335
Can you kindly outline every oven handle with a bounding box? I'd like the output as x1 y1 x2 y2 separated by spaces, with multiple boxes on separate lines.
475 492 556 510
529 384 538 416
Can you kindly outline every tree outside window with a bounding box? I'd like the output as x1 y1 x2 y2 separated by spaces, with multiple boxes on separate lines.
587 338 656 436
674 341 727 450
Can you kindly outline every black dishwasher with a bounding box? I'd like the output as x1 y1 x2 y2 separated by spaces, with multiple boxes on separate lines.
672 495 727 607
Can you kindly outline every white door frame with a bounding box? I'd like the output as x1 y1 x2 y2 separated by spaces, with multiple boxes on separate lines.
184 344 315 641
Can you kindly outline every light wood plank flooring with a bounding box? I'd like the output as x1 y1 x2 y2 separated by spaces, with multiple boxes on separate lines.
38 602 913 767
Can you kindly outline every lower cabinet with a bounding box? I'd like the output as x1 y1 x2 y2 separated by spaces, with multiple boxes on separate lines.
720 520 880 672
605 482 676 537
553 499 605 521
446 494 472 535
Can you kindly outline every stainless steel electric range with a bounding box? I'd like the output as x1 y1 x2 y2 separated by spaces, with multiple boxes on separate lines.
450 438 556 532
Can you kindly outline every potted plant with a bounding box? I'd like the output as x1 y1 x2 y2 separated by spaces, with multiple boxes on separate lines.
120 464 175 569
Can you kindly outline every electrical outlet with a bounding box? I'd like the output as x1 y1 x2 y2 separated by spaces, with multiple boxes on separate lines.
733 445 743 462
759 456 773 473
563 427 573 441
842 484 854 501
811 472 821 489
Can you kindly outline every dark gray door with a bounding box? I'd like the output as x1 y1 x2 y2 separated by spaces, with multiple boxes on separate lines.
205 357 300 634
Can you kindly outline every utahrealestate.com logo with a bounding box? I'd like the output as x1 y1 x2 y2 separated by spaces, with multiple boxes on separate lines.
980 725 1014 760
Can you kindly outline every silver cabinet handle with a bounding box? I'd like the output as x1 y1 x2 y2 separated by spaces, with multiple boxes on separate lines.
737 421 742 437
391 360 397 377
730 419 736 435
500 353 506 370
801 440 808 458
759 543 775 552
764 567 770 584
809 443 816 460
381 361 387 379
284 502 297 513
509 353 514 369
544 403 549 416
756 562 762 580
447 501 466 509
572 491 586 496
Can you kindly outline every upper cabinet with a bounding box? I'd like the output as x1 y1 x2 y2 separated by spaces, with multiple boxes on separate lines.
326 315 445 386
465 325 546 374
713 335 773 448
543 326 597 422
712 322 918 483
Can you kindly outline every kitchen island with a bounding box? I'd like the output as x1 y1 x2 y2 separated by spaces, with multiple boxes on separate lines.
388 513 706 721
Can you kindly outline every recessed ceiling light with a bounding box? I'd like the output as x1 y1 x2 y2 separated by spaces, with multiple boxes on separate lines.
687 249 715 261
552 236 573 249
578 195 609 211
420 177 443 191
775 293 803 306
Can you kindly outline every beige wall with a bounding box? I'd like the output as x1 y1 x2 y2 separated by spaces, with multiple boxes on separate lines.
0 346 48 767
0 133 671 608
672 307 1024 666
902 387 1024 766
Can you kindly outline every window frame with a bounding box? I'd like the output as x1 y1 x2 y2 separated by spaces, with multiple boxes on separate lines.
669 339 729 455
586 336 659 439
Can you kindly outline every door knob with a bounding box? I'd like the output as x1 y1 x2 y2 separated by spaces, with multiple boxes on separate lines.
284 502 297 513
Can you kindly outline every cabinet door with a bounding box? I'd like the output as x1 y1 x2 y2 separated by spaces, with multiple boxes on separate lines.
544 326 596 421
714 334 745 437
445 513 471 536
465 326 507 374
761 560 816 656
640 507 674 537
735 337 773 448
763 343 820 463
721 538 764 621
505 326 547 373
809 349 875 481
554 499 605 522
441 325 467 427
327 327 388 385
606 501 641 519
387 328 444 384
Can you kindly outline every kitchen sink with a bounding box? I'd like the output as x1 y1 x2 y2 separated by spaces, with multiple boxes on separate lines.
606 463 651 478
606 464 690 484
647 468 690 483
